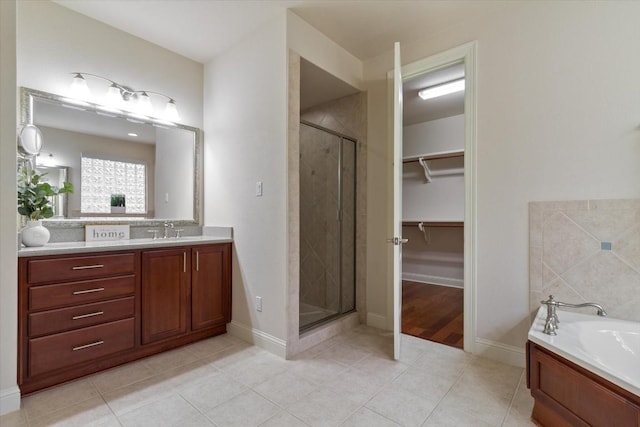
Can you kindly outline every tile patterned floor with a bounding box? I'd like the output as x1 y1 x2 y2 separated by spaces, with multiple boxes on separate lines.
0 326 536 426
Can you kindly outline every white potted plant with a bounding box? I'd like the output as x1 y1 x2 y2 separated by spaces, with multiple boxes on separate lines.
17 168 73 246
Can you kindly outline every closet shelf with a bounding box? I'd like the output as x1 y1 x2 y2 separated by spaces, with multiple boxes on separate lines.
402 220 463 227
402 149 464 164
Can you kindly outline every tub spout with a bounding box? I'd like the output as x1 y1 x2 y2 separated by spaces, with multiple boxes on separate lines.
557 301 607 317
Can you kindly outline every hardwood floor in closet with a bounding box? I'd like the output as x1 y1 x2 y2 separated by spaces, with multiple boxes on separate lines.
402 280 463 349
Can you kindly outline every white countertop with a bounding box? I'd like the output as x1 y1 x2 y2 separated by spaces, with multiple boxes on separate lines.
18 235 232 257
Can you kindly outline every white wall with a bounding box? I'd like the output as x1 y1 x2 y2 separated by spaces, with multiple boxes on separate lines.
17 1 203 128
0 0 18 415
204 13 289 343
404 114 464 158
155 127 194 220
364 1 640 356
403 115 465 221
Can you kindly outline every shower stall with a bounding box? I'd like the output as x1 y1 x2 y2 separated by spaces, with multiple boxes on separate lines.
299 121 356 331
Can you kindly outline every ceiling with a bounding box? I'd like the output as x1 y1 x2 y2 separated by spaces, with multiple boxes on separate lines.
53 0 498 63
53 0 473 124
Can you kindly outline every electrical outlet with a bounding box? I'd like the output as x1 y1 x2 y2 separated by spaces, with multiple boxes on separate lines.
256 181 263 197
256 296 262 312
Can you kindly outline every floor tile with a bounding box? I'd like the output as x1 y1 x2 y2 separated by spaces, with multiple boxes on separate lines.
89 359 155 394
259 411 310 426
315 342 370 365
179 370 247 412
184 333 244 359
502 372 537 427
142 346 202 374
22 378 100 421
205 389 281 427
287 356 350 385
253 371 318 408
287 387 362 427
0 409 28 426
28 397 120 427
341 407 401 427
101 373 177 416
322 367 386 405
365 384 437 427
219 350 290 387
351 353 408 383
118 394 213 427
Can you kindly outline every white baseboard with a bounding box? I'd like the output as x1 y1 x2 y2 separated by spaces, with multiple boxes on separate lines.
0 385 21 416
227 321 287 358
473 337 526 368
402 273 464 288
366 312 389 330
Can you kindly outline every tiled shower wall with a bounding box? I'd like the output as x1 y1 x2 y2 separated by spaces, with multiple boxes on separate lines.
529 199 640 321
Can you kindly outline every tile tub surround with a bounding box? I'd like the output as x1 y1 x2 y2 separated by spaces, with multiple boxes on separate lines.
0 326 535 427
529 199 640 322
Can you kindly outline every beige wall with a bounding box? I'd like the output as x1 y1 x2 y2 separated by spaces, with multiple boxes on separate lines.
204 12 289 344
364 1 640 353
0 0 18 415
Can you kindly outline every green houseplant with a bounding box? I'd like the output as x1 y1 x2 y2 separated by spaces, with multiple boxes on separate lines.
18 168 73 219
18 168 73 246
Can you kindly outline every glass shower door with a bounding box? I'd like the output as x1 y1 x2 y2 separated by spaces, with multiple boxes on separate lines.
299 122 355 331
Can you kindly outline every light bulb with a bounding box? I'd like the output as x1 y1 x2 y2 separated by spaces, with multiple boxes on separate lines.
137 92 153 116
163 99 180 122
105 84 123 108
70 73 91 100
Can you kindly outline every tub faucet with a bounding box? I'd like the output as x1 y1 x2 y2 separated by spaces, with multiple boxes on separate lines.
540 295 607 335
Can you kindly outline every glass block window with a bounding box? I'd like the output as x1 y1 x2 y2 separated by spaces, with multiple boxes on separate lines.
81 155 147 214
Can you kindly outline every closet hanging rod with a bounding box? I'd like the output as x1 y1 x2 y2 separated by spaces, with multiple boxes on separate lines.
402 221 464 227
402 149 464 163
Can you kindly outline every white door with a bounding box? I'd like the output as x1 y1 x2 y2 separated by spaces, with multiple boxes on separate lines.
392 42 405 360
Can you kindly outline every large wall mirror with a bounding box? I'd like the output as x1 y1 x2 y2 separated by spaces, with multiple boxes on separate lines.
20 87 201 227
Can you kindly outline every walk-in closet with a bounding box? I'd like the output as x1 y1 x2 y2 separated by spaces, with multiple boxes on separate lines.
401 63 465 348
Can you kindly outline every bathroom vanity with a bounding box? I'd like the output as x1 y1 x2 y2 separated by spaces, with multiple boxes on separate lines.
17 237 231 394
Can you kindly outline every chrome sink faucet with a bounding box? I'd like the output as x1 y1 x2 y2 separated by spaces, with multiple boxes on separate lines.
163 222 174 238
540 295 607 335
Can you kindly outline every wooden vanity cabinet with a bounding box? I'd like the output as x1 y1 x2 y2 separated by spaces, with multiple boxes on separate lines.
141 243 231 344
18 251 139 394
527 341 640 427
19 242 232 395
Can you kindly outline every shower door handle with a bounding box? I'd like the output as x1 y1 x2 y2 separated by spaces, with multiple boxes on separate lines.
386 237 409 245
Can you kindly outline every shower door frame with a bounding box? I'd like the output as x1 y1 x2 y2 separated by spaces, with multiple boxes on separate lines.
299 120 357 332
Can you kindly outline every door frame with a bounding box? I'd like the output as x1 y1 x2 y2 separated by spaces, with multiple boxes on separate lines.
388 41 477 353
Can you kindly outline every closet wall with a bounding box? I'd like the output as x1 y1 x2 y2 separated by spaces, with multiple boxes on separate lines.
402 114 464 288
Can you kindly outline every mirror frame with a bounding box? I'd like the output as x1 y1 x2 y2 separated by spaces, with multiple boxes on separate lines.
20 87 202 228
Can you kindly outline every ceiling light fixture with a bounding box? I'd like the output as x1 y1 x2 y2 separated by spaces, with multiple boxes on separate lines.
69 72 180 122
418 78 465 100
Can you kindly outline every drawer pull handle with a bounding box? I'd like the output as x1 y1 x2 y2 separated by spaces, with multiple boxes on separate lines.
73 287 105 295
196 251 200 272
183 252 187 273
72 264 105 270
72 340 104 351
72 311 104 320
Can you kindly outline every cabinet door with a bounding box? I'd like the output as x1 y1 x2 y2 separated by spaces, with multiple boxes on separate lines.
141 248 190 344
191 244 230 331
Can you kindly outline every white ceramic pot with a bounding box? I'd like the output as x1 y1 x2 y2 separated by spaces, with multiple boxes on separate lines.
21 220 50 247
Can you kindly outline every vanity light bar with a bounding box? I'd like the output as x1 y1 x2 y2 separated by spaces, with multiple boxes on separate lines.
69 72 180 122
59 96 179 128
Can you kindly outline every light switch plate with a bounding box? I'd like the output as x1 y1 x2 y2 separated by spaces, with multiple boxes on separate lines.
256 181 263 197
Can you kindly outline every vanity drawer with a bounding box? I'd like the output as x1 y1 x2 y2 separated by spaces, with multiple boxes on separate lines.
28 253 136 284
29 275 135 311
28 318 135 377
29 296 135 337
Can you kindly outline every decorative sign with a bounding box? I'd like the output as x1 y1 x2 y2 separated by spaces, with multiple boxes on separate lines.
85 224 130 242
